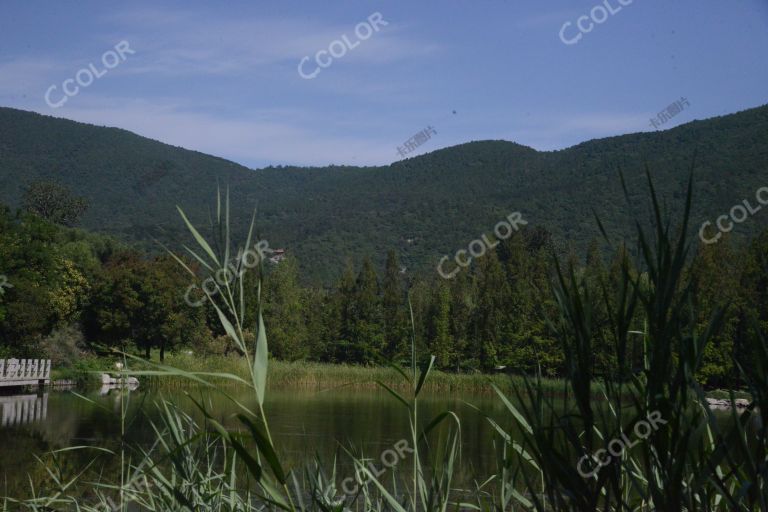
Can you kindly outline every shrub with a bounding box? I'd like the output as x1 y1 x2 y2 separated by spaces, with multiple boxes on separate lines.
38 323 87 365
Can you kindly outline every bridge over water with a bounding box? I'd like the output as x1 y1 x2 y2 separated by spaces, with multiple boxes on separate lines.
0 359 51 388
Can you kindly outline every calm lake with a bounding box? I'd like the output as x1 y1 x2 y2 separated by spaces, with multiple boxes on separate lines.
0 386 508 500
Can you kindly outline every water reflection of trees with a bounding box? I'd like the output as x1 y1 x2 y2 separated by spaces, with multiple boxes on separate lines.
1 388 501 500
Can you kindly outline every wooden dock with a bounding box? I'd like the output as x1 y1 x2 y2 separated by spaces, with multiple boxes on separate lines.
0 359 51 387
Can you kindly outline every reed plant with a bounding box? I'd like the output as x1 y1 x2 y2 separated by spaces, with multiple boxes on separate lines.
482 168 768 511
7 174 768 511
136 354 573 395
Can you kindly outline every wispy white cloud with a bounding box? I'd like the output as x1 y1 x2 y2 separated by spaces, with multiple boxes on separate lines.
100 7 438 78
0 6 446 168
0 58 68 97
2 6 701 168
512 10 577 30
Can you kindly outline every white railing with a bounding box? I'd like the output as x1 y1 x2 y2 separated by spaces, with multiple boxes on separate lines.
0 359 51 387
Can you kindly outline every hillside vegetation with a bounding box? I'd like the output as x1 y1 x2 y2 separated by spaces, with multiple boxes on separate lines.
0 105 766 282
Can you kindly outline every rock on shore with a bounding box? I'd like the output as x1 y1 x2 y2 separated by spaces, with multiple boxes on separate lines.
705 397 750 411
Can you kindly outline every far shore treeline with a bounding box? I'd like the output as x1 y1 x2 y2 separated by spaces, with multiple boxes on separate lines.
1 184 766 389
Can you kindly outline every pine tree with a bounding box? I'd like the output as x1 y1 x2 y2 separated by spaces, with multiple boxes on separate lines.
688 237 739 386
606 242 643 373
470 251 508 371
325 260 357 363
264 256 308 360
303 286 330 361
448 271 473 372
352 257 383 363
427 280 453 368
584 238 613 377
382 250 407 362
498 232 531 372
736 229 768 381
407 278 434 363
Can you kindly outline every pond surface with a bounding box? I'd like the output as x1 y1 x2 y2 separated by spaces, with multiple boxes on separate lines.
0 386 509 500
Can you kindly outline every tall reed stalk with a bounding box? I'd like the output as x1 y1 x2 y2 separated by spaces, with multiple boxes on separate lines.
485 167 768 511
8 173 768 511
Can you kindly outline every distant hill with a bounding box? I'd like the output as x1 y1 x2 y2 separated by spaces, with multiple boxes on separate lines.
0 105 766 283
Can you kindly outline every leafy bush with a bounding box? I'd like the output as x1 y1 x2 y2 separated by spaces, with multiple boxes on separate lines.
38 323 87 365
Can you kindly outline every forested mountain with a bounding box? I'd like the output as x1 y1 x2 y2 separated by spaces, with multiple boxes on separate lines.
0 105 766 283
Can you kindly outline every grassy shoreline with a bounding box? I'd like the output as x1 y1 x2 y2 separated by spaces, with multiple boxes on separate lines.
53 354 566 394
51 354 752 398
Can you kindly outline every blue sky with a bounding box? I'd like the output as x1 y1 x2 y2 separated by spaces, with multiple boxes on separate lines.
1 0 766 168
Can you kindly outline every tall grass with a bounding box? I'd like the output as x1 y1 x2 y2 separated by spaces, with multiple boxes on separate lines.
137 354 569 394
484 168 768 511
7 175 768 511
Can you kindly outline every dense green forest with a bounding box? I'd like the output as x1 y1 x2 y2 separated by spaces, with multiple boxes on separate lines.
0 105 767 283
2 191 766 389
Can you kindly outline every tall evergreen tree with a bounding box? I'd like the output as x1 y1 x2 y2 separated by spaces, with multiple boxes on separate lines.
470 251 508 371
736 230 768 377
407 278 434 362
352 257 383 363
427 280 453 368
264 256 308 360
325 260 357 363
382 250 407 361
688 237 739 386
303 286 330 361
584 238 614 377
448 271 473 372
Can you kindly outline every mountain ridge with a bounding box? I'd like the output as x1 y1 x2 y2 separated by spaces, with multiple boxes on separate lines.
1 104 766 283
